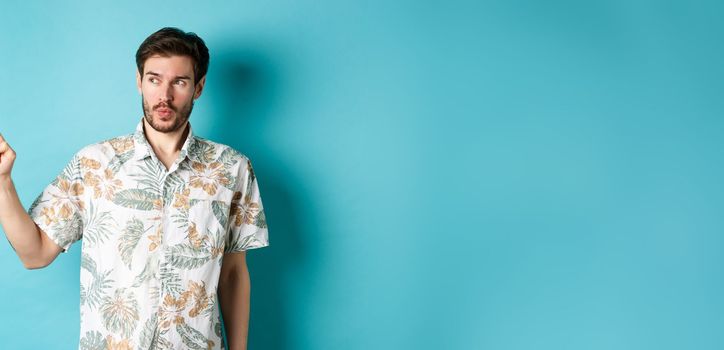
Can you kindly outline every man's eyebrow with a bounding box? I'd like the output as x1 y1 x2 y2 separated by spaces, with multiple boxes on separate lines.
144 71 191 80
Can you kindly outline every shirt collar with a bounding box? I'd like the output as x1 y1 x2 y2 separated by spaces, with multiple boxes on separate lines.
132 117 197 163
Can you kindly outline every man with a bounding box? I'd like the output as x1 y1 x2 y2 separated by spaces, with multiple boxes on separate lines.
0 27 269 350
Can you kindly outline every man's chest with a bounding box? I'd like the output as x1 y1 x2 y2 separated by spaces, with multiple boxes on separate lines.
76 155 238 280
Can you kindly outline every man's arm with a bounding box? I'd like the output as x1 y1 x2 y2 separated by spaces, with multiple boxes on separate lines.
0 134 63 269
218 251 251 350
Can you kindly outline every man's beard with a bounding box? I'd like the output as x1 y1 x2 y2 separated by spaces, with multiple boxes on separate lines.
141 95 194 133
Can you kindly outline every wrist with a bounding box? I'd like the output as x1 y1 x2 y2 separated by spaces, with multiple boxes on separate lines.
0 175 12 190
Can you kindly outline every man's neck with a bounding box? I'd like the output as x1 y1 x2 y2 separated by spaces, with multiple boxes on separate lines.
142 118 188 159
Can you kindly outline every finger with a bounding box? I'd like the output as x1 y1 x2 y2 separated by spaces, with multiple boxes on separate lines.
0 133 4 143
0 140 9 153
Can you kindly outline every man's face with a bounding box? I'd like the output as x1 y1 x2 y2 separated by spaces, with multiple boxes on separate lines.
136 55 205 133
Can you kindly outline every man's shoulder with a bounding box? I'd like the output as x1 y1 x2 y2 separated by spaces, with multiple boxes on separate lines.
74 133 136 160
191 136 251 165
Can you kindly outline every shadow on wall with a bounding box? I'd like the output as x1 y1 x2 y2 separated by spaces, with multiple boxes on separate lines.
207 46 311 350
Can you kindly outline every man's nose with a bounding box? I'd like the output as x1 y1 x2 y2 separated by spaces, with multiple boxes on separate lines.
160 83 174 102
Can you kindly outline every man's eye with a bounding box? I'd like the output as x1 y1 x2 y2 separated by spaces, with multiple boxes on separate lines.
175 80 186 86
149 78 159 84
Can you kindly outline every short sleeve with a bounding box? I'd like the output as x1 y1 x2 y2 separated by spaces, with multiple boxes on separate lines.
27 152 85 253
225 156 269 253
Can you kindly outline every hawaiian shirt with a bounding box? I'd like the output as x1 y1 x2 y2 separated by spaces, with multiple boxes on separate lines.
27 118 269 349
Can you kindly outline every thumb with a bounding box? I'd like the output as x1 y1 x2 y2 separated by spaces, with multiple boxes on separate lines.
0 138 16 165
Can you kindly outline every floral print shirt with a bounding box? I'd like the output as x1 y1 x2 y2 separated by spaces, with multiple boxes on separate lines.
27 118 269 349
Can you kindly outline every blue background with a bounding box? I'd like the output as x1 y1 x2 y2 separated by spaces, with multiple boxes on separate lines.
1 0 724 349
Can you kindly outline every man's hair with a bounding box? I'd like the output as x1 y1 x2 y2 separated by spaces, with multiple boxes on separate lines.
135 27 210 84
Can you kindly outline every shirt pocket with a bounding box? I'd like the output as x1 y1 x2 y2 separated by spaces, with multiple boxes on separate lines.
187 192 233 253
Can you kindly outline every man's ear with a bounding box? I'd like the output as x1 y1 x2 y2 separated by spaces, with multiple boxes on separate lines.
136 70 142 94
193 75 207 100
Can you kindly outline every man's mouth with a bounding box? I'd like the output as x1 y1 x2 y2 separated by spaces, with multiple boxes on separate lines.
156 108 173 117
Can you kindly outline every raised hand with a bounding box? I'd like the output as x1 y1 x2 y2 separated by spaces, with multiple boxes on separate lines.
0 133 16 179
